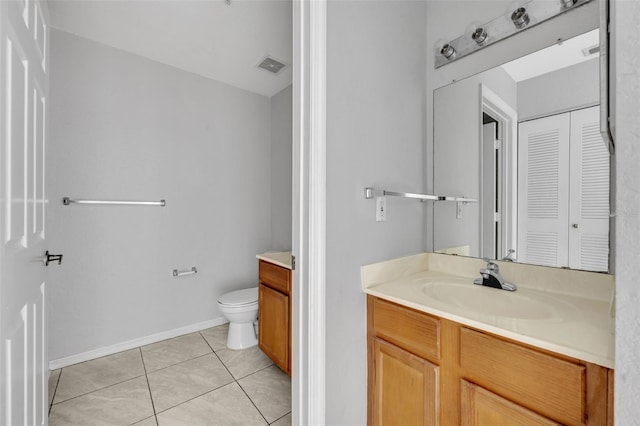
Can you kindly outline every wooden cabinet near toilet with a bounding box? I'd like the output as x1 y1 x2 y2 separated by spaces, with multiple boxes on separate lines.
258 259 292 375
367 295 614 426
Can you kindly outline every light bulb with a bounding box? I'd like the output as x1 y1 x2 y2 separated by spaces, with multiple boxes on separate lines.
434 39 456 60
466 21 488 46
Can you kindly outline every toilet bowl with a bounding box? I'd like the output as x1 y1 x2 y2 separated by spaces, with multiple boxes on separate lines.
217 287 259 350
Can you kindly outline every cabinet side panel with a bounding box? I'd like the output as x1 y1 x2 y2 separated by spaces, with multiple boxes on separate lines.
585 363 609 426
367 296 375 426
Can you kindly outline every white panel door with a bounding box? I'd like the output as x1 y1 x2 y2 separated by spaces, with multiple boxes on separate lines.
568 106 610 272
481 123 497 260
517 113 570 268
0 0 50 424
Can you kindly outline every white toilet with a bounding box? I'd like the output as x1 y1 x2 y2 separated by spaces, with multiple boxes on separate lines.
217 287 259 350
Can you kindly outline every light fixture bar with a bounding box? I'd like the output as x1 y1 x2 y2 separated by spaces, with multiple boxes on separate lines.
435 0 593 68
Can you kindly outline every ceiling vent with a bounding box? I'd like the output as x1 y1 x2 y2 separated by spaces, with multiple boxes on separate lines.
257 56 287 75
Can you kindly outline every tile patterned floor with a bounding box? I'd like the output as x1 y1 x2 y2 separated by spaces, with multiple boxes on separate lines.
48 324 291 426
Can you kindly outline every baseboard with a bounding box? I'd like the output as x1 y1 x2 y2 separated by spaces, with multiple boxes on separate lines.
49 317 228 370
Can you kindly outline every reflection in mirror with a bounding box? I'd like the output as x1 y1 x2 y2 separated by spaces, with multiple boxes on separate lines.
433 29 610 273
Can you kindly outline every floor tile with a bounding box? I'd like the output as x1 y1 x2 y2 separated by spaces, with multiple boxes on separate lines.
132 415 158 425
271 413 292 426
49 376 154 426
200 323 229 352
54 349 145 403
239 365 291 423
141 333 212 372
147 354 234 412
216 346 273 379
48 369 61 407
156 382 267 426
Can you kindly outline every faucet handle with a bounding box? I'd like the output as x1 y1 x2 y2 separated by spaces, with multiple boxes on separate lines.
482 258 499 272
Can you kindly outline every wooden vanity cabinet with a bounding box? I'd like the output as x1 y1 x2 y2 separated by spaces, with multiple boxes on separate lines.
367 295 613 426
258 260 291 375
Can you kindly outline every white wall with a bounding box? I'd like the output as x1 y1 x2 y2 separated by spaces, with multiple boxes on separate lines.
325 1 427 423
270 85 292 251
613 0 640 422
517 58 599 121
426 0 599 250
433 66 516 256
48 30 273 361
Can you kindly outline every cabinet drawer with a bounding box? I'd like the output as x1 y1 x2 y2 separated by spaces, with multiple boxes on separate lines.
370 297 440 361
259 260 291 294
460 327 585 426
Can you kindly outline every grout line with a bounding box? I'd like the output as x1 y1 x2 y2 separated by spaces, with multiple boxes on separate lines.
208 345 270 424
143 351 214 375
49 374 147 406
49 368 62 415
234 362 275 381
139 347 159 425
235 378 270 425
140 331 214 375
269 411 292 425
153 380 236 416
199 331 215 352
203 330 284 424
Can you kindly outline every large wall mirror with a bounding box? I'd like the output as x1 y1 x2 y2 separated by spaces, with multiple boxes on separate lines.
433 26 612 273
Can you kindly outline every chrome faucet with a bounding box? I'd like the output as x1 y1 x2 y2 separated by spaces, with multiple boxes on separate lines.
473 259 517 291
501 249 516 262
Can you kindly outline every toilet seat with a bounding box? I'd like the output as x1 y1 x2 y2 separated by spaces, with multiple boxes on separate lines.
218 287 258 307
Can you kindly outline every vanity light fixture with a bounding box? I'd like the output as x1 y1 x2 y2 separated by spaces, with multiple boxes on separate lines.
510 7 530 29
434 0 593 68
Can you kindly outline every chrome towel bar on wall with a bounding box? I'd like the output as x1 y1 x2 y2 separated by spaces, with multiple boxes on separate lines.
365 187 477 220
364 187 477 203
63 197 166 207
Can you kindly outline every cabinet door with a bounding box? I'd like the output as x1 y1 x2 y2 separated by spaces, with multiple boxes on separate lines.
461 380 560 426
568 106 610 272
258 284 289 373
517 113 571 268
372 338 439 426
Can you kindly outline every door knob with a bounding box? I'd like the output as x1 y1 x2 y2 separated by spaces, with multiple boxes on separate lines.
44 251 63 266
572 223 580 229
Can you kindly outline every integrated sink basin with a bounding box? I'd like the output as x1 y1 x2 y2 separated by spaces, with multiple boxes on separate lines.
421 281 574 320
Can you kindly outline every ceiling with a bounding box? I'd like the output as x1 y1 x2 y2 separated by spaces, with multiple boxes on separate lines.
501 29 599 82
48 0 293 97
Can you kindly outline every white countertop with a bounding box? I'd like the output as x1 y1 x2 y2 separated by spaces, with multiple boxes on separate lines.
362 253 614 369
256 251 293 270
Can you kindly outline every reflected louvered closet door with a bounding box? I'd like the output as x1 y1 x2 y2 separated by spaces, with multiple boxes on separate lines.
517 106 609 271
568 107 610 272
517 113 570 268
